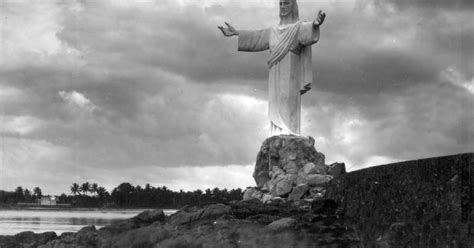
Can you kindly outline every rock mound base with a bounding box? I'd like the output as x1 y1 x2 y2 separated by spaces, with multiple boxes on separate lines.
246 135 345 203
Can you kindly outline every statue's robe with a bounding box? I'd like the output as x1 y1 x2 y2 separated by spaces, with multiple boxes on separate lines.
238 21 319 136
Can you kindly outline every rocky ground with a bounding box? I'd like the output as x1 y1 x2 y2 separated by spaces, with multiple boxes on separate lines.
0 198 362 248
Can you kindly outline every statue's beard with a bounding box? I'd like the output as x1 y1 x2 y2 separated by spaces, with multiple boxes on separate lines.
279 11 289 18
280 11 295 22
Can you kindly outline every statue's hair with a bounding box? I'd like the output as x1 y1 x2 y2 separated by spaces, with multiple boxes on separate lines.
280 0 299 23
292 0 299 22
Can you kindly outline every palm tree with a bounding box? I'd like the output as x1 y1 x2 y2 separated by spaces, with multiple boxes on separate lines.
24 189 32 202
91 183 99 196
14 186 24 195
70 183 80 196
96 187 108 198
80 182 90 196
33 187 42 199
14 186 24 202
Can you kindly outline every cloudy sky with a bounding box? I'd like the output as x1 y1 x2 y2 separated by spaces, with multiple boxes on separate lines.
1 0 473 195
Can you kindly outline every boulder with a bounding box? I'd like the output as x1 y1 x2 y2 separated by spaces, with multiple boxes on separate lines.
271 174 295 196
168 204 231 226
287 184 309 201
40 226 98 247
243 187 277 203
14 231 37 244
99 209 164 238
283 161 298 174
75 225 99 246
134 209 165 223
267 217 297 232
0 231 58 247
295 169 308 185
36 232 58 245
270 166 285 179
260 193 274 203
307 174 333 186
99 219 139 237
243 187 264 201
303 162 326 175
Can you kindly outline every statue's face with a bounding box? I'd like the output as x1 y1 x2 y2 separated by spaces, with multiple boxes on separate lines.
279 0 293 17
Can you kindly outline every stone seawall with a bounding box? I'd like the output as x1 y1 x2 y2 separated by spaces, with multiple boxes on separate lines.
326 153 473 247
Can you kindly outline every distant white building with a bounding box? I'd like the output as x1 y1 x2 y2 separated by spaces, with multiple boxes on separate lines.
39 196 56 206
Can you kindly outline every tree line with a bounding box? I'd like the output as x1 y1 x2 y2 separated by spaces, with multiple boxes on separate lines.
0 183 243 209
0 186 43 204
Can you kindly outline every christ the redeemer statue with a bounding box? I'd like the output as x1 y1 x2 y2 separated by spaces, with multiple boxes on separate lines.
219 0 326 136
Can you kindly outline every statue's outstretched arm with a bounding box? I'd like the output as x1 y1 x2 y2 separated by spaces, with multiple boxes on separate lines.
218 22 239 37
313 10 326 27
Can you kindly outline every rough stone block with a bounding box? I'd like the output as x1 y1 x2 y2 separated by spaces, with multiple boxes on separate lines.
307 174 333 186
303 162 326 175
272 174 295 196
283 161 298 174
288 184 309 201
243 187 263 201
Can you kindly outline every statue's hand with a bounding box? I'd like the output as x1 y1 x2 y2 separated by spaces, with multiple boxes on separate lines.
218 22 239 37
313 10 326 27
300 83 312 95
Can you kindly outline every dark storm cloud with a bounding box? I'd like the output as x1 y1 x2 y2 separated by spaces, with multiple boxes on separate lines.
308 0 473 95
57 0 269 84
1 66 151 122
302 79 473 169
2 63 266 170
365 82 474 162
312 49 439 95
381 0 474 10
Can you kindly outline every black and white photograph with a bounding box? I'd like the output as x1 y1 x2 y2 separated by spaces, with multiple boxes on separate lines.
0 0 473 247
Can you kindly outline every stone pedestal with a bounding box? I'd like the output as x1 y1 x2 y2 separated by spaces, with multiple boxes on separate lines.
244 135 345 203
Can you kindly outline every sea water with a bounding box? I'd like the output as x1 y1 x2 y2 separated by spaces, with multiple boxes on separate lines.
0 208 177 235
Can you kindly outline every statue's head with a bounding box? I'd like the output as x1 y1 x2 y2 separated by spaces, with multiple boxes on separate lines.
279 0 299 23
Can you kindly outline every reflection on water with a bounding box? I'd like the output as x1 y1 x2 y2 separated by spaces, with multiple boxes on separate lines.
0 209 176 235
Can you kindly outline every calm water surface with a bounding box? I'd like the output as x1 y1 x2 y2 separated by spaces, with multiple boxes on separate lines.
0 208 176 235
